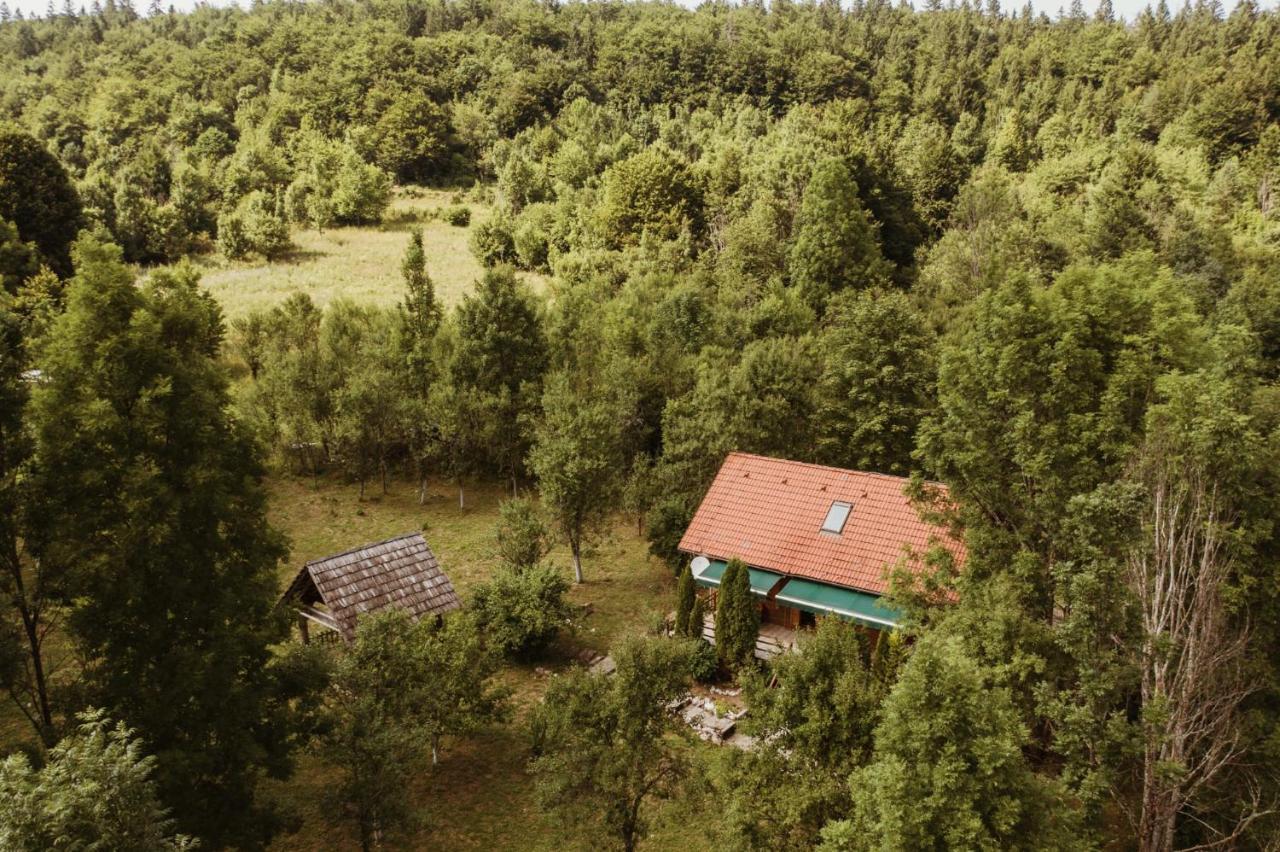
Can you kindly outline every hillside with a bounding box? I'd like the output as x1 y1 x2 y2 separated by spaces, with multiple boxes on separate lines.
1 0 1279 850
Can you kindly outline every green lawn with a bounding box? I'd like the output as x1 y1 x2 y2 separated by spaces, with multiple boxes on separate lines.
193 188 546 319
262 475 717 851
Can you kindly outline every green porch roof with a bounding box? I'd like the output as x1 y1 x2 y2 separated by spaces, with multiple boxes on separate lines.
692 559 785 596
774 577 901 629
690 558 902 630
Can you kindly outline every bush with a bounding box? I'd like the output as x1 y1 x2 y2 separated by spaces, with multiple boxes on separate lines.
469 210 516 266
470 563 573 658
495 498 553 572
217 190 289 259
646 496 694 571
687 638 718 683
513 202 557 271
442 204 471 226
285 132 392 229
215 210 250 259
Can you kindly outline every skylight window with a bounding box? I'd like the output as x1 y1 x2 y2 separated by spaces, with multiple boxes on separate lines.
821 501 852 534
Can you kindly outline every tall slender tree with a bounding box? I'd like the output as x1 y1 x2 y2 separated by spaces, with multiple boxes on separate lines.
449 265 546 492
529 372 623 583
715 559 759 671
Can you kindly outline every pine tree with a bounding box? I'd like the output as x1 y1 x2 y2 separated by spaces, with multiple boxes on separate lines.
400 228 439 354
788 158 891 312
688 594 707 642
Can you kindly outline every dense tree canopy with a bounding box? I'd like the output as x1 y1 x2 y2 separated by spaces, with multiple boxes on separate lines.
2 0 1280 847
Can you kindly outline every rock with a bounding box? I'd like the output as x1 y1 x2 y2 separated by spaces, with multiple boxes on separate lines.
589 655 616 676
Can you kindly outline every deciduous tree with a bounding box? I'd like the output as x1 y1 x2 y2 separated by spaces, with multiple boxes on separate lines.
529 372 623 583
530 636 696 852
24 237 296 847
0 710 194 851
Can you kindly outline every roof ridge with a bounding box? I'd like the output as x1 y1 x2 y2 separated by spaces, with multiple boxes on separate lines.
724 451 949 490
304 531 424 568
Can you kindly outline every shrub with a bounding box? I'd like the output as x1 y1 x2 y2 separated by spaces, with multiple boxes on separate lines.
470 563 573 658
442 204 471 226
513 202 557 271
285 132 392 229
495 497 553 572
646 496 694 571
215 210 250 259
469 210 516 266
687 638 718 683
217 190 289 259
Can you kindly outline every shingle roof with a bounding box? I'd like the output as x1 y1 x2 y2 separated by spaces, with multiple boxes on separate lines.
678 453 965 595
283 532 461 640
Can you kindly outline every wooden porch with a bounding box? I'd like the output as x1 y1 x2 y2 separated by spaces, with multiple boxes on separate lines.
697 611 799 660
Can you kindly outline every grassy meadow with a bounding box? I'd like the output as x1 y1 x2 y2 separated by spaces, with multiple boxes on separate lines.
205 191 714 848
194 188 546 318
261 475 716 851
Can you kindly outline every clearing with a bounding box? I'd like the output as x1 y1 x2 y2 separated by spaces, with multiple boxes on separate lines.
262 475 717 851
194 187 546 318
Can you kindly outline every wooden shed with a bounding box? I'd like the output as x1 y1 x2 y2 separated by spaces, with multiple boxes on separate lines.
282 532 461 642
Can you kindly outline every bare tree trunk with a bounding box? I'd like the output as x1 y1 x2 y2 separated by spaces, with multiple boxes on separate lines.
571 535 583 584
1129 462 1256 852
3 542 58 747
458 483 465 509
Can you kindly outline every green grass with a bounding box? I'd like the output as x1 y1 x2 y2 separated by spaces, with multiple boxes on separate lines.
194 188 546 319
262 475 717 851
0 473 719 849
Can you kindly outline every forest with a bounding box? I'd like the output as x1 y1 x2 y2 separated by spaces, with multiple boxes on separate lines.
2 0 1280 848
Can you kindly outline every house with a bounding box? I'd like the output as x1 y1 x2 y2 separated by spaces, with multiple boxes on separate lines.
678 452 965 658
281 532 461 642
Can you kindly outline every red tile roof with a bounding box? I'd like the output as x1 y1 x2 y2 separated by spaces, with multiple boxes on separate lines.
678 453 965 595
